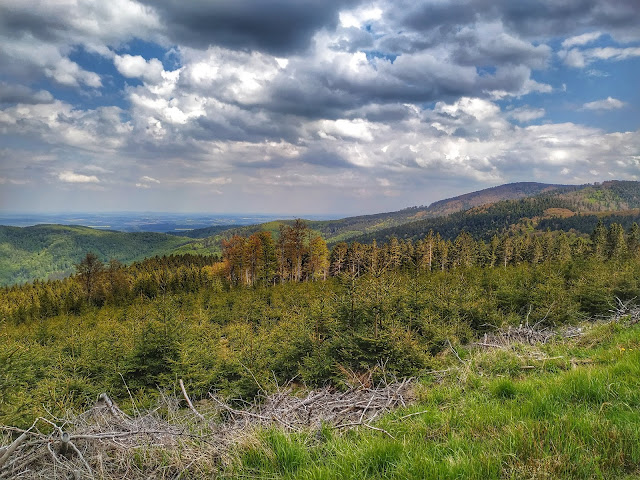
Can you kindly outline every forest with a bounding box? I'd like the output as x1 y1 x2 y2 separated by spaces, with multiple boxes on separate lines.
2 210 640 477
2 219 640 416
3 180 640 288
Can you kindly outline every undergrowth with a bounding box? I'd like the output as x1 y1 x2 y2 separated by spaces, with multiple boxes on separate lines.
220 321 640 480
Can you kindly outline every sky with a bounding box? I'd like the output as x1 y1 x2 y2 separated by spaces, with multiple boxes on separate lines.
0 0 639 216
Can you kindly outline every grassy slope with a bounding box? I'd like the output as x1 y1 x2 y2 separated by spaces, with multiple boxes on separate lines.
0 224 196 285
225 321 640 479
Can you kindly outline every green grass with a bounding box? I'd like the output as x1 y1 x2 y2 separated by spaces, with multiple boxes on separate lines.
221 322 640 479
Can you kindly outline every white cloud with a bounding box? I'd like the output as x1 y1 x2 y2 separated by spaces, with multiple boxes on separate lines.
562 32 603 49
0 177 31 185
183 177 232 185
140 175 160 183
317 119 375 142
45 57 102 88
585 46 640 62
581 97 626 111
1 38 102 88
507 107 545 123
58 171 100 183
339 5 383 29
586 69 610 77
114 54 165 84
563 46 640 68
559 48 585 68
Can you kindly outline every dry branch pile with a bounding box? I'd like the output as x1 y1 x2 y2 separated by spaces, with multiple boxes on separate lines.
474 299 640 351
475 323 556 348
608 296 640 325
210 378 412 436
0 393 221 479
0 381 413 479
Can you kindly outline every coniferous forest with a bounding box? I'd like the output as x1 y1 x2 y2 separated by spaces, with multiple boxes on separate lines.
2 219 639 405
3 200 640 478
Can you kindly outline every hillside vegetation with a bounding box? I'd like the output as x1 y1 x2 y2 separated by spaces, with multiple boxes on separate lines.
2 212 640 477
0 225 200 285
3 181 639 286
154 180 640 249
181 181 572 244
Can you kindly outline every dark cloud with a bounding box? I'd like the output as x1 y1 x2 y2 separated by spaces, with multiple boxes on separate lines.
383 0 640 51
494 0 640 40
0 7 70 43
256 54 539 118
192 113 301 144
258 77 359 119
0 83 54 105
139 0 362 55
390 0 478 34
451 30 551 69
299 149 356 169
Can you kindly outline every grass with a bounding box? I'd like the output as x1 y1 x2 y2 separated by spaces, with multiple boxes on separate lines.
3 320 639 478
220 321 640 479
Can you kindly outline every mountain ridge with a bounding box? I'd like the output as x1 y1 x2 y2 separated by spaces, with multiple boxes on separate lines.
3 180 640 286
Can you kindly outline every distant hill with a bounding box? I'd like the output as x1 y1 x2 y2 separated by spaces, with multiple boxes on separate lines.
180 182 575 247
3 180 639 286
0 225 197 285
345 180 640 244
425 182 575 217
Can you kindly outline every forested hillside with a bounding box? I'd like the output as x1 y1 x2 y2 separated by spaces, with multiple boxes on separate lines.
3 215 640 477
2 180 639 286
179 181 572 243
165 180 640 251
0 225 197 285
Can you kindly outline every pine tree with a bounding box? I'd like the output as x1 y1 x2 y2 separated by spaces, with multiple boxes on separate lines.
591 220 607 259
607 223 627 260
627 223 640 258
75 252 104 303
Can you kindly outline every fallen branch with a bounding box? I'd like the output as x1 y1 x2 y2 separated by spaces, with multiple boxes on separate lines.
179 379 206 423
1 380 414 478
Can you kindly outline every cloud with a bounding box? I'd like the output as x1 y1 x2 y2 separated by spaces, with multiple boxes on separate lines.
0 38 102 88
585 46 640 62
387 0 640 44
0 83 53 104
507 106 545 123
585 69 610 77
0 0 161 47
0 0 162 94
1 0 640 214
562 31 603 48
562 46 640 68
137 0 360 55
451 24 552 69
58 171 100 183
559 48 586 68
0 101 132 151
183 177 232 185
581 97 626 111
140 175 160 183
114 54 165 83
